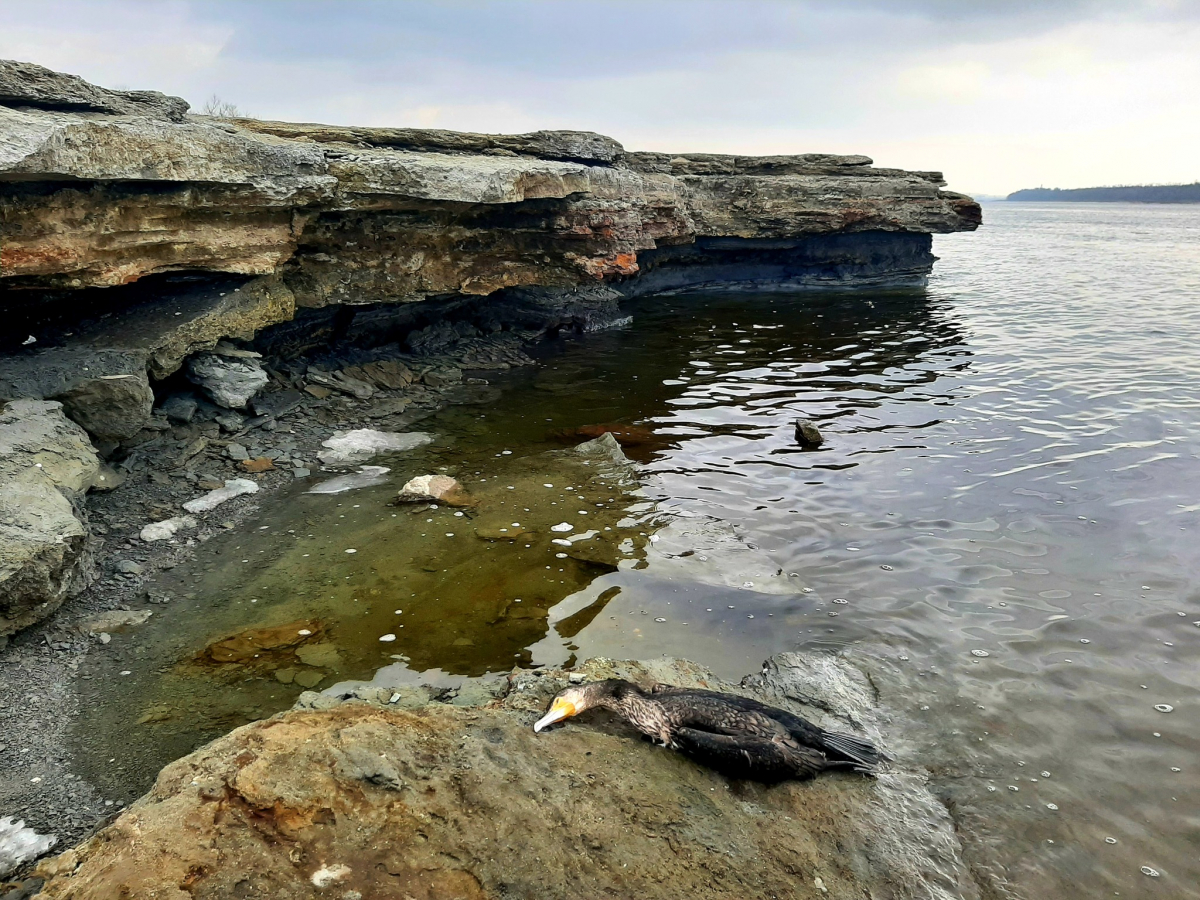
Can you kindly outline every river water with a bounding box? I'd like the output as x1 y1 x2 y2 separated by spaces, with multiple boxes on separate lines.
74 202 1200 898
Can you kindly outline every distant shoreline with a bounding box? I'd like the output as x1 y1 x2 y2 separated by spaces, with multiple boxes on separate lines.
1006 183 1200 203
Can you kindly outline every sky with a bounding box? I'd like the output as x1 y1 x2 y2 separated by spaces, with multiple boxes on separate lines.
1 0 1198 196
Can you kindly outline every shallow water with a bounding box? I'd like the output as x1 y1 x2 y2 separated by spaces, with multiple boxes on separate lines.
74 202 1200 898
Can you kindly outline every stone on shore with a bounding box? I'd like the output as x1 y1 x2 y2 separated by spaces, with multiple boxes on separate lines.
30 653 979 899
317 429 432 466
0 400 99 638
185 352 270 409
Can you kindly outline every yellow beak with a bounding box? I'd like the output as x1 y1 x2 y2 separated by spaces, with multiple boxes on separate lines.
533 698 577 732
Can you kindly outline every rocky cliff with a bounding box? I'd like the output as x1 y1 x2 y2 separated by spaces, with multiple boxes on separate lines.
0 59 978 638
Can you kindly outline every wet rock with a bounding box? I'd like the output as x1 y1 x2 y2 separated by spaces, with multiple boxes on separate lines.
33 653 979 900
795 419 824 447
0 815 56 879
186 353 269 409
182 478 259 513
157 394 198 425
139 515 197 543
317 429 432 466
395 474 470 506
0 400 99 638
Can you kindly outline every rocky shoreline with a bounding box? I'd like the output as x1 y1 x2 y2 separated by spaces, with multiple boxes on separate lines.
2 59 983 895
18 653 980 900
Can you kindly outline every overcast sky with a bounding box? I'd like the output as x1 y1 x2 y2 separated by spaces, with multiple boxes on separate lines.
2 0 1197 195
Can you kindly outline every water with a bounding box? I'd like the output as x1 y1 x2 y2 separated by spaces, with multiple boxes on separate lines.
73 203 1200 898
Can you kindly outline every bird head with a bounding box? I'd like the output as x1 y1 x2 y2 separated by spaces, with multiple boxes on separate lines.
533 680 619 732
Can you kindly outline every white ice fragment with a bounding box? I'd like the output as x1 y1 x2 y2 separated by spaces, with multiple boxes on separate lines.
140 515 198 542
0 816 57 877
183 478 259 513
550 522 573 533
307 466 391 494
318 429 432 466
379 634 396 642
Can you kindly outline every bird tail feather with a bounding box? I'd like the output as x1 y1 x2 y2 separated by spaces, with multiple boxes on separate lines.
822 732 886 772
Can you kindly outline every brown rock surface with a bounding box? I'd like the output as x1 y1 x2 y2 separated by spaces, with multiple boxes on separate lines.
32 654 979 899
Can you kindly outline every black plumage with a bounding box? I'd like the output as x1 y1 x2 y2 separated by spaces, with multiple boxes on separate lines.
534 678 884 781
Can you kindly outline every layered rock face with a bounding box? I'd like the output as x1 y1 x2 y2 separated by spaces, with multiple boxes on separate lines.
31 653 980 899
0 60 978 638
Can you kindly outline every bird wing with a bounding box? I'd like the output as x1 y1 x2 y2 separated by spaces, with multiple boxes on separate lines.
671 727 827 781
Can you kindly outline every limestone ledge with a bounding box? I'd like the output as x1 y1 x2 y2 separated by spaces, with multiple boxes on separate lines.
30 652 980 900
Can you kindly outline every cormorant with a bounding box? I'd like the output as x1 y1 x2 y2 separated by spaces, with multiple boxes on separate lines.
533 679 883 781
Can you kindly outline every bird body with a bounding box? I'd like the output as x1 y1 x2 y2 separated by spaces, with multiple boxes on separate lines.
534 679 883 781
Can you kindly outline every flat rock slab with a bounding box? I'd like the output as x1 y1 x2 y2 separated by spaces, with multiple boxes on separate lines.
32 653 978 899
317 429 432 466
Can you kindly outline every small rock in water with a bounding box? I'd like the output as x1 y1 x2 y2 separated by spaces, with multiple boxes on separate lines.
551 522 574 533
395 473 470 506
379 634 397 642
1140 866 1160 877
1154 704 1174 713
794 419 824 447
971 649 990 658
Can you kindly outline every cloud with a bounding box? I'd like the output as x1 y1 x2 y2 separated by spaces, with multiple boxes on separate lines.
0 0 1196 194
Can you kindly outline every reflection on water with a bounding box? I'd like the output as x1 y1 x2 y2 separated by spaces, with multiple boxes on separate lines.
74 203 1200 899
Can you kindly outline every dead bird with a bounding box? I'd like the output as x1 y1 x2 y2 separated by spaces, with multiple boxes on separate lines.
534 678 883 781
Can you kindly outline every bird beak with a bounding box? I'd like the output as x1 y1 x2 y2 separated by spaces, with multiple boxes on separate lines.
534 698 577 732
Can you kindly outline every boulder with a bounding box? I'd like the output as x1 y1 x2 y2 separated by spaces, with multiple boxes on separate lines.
0 59 188 121
56 372 154 441
795 419 824 447
185 353 269 409
31 653 979 899
0 400 99 638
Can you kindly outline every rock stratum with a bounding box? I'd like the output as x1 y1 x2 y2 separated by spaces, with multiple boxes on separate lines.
0 59 977 637
28 653 979 900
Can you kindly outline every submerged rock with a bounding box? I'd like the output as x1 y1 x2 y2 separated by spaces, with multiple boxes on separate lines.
32 653 979 899
0 400 99 638
317 429 432 466
307 466 391 495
